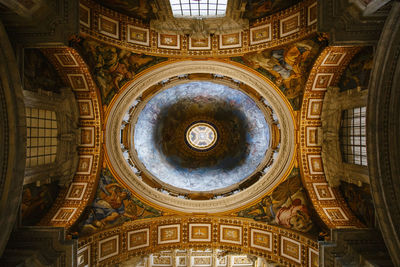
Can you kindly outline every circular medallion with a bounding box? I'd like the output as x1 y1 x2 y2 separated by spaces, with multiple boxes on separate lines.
185 122 218 151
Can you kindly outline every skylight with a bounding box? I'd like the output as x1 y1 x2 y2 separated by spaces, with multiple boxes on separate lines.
169 0 228 18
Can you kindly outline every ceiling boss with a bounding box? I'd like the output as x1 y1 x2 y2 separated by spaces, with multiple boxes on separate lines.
185 122 219 151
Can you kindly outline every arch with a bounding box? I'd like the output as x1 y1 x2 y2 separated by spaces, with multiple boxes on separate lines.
77 216 319 267
299 46 364 228
0 20 26 254
37 47 103 229
367 2 400 265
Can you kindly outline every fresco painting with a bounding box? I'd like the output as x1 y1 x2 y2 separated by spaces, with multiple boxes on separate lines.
232 36 326 110
237 168 317 233
21 182 60 226
339 181 375 228
244 0 302 21
134 82 270 191
23 49 64 94
73 37 167 105
95 0 156 21
339 46 373 91
78 169 162 236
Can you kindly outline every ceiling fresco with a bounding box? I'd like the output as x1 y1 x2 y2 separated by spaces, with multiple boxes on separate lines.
76 168 163 236
339 181 375 228
21 182 60 226
244 0 302 21
79 0 318 58
25 1 379 266
237 168 321 234
23 49 64 94
72 37 167 105
231 34 327 110
134 81 270 191
339 46 374 91
94 0 157 21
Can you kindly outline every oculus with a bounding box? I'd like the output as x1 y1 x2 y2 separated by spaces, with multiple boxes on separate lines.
185 121 218 151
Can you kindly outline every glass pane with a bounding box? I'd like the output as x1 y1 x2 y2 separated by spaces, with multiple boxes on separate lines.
170 0 226 17
340 106 367 166
31 138 37 146
30 158 37 167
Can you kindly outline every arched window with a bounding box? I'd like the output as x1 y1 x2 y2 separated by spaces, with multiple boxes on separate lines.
340 106 367 166
25 108 58 167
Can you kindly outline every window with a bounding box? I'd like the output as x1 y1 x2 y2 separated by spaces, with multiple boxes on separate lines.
26 108 58 167
169 0 227 18
340 106 367 166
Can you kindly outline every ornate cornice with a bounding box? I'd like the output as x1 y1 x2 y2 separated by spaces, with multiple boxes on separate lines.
77 216 319 267
79 0 317 58
299 46 365 228
38 47 103 229
318 0 390 45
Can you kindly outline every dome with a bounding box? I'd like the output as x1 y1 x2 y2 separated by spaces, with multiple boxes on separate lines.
133 81 270 191
105 60 295 213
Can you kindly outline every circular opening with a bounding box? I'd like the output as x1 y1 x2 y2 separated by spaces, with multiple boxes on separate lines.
185 121 218 151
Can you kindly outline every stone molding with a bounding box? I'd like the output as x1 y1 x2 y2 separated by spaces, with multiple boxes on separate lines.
319 229 392 266
36 47 103 229
0 20 27 255
105 60 296 214
367 2 400 265
79 0 317 58
78 216 318 267
299 45 365 229
320 87 369 187
0 227 77 267
318 0 390 45
0 0 79 46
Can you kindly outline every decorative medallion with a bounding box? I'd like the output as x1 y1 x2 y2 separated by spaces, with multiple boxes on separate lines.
185 121 218 151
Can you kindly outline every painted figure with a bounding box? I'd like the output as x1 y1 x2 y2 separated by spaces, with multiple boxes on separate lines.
74 38 166 105
80 169 162 235
238 169 314 232
243 40 319 100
